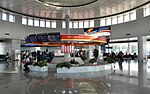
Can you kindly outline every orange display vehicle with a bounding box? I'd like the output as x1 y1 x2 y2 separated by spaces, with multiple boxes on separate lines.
24 26 111 47
25 34 107 47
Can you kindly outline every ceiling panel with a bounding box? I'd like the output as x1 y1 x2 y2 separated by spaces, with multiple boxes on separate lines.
0 0 149 20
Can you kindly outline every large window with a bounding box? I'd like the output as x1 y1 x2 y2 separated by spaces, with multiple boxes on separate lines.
22 17 27 25
118 15 123 23
51 21 56 28
79 21 83 28
34 19 39 27
28 18 33 26
84 20 89 28
62 21 66 28
2 13 7 21
106 17 111 26
100 19 106 26
69 21 73 28
9 14 15 22
112 16 117 25
130 11 136 21
124 13 130 22
89 20 94 27
144 4 150 17
40 19 45 27
73 21 78 28
46 20 50 28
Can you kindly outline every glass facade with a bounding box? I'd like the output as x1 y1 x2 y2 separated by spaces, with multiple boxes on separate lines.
109 42 138 55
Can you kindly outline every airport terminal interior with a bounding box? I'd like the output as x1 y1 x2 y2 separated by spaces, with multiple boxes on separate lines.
1 0 150 94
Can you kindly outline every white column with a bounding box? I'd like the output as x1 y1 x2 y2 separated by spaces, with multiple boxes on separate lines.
88 46 94 59
94 5 100 27
138 36 147 86
64 9 71 58
15 15 22 24
5 39 20 60
56 12 62 29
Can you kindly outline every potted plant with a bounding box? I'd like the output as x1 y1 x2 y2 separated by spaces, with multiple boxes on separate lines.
56 61 72 69
29 60 48 72
33 60 48 67
56 59 79 69
106 57 115 63
70 59 79 66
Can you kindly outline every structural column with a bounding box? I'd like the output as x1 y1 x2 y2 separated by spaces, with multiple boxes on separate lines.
5 39 20 60
138 36 147 86
64 9 71 58
88 46 94 59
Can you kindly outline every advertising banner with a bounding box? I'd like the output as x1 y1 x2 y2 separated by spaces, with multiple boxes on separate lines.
84 26 111 35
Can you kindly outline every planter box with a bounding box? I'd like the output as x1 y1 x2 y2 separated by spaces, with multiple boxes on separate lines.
57 63 114 73
28 65 48 72
71 64 79 67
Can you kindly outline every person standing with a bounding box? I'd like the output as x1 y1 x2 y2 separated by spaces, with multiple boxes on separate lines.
24 55 31 71
117 51 124 71
5 52 10 62
93 48 99 60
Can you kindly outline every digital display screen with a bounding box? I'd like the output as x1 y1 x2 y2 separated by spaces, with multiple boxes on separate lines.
48 33 60 42
84 26 111 35
29 34 37 42
25 32 60 43
25 36 31 43
37 33 48 42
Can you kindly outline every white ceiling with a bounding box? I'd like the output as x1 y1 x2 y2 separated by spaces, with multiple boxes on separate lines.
0 0 149 20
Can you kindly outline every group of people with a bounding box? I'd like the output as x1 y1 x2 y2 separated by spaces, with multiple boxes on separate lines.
107 51 138 71
21 50 54 71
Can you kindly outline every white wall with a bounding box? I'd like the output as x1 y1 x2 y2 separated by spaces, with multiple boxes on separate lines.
0 8 149 40
111 16 150 39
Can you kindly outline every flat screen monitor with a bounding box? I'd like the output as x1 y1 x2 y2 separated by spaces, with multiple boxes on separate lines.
48 32 60 42
37 33 48 42
25 36 31 43
29 34 37 42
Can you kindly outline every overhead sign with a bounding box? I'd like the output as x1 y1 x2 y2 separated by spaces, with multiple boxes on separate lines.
61 34 107 43
84 26 111 35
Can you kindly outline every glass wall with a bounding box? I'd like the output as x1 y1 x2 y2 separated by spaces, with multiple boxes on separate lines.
109 42 138 55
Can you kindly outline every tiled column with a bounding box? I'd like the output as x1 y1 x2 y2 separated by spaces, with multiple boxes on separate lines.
64 9 71 58
138 36 147 86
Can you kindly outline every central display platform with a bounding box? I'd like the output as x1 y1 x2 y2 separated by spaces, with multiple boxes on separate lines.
56 63 114 73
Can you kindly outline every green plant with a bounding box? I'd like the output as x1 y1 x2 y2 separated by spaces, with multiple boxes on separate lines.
70 59 79 64
56 61 72 69
81 56 87 60
89 58 97 64
33 60 48 67
106 57 115 63
56 59 79 69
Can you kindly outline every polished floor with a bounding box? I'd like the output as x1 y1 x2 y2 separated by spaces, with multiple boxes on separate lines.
0 60 150 94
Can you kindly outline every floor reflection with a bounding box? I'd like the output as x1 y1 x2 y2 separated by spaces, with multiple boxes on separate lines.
0 60 150 94
0 61 19 73
114 59 150 79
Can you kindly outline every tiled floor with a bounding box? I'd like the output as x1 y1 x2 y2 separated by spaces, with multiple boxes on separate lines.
0 60 150 94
